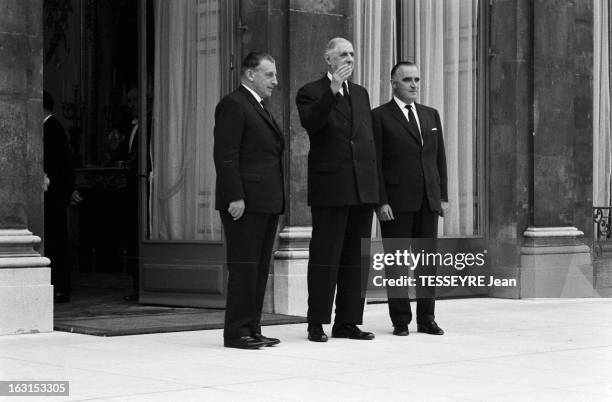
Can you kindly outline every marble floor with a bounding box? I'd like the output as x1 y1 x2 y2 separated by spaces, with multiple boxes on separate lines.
1 298 612 401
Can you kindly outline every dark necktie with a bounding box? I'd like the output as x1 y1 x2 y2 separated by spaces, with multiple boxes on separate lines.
260 100 272 119
342 81 349 98
405 104 423 145
335 82 352 118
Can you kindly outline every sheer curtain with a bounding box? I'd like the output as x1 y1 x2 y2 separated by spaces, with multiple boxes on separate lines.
352 0 396 237
594 0 611 207
352 0 396 109
400 0 479 236
150 0 222 241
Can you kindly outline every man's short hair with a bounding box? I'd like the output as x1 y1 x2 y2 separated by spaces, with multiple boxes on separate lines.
241 52 275 75
324 37 351 58
390 61 418 78
43 90 54 111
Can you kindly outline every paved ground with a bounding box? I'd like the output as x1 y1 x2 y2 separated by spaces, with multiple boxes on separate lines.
1 298 612 401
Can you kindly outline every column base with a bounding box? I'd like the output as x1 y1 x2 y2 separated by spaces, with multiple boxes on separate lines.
0 229 52 335
271 226 311 316
520 226 598 298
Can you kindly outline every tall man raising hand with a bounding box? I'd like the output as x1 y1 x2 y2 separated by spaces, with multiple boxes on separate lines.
296 38 379 342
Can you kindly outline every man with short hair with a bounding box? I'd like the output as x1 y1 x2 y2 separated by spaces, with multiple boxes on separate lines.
296 38 379 342
43 90 82 303
373 61 448 336
214 52 285 349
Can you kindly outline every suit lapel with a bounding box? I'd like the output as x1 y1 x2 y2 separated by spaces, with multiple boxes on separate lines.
239 86 284 142
414 103 430 146
268 111 283 137
320 75 351 123
388 100 422 146
336 95 352 122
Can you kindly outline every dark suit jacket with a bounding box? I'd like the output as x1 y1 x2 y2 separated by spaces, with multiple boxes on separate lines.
296 76 379 206
214 85 285 214
43 115 74 207
372 100 448 213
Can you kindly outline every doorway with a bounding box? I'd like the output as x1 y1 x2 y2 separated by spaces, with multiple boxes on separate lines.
43 0 239 316
44 0 141 311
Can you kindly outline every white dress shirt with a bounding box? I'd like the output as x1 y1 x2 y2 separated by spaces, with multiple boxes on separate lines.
393 96 421 133
241 83 264 106
128 118 138 154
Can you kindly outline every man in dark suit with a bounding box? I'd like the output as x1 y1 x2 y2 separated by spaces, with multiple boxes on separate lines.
373 61 448 336
43 90 82 303
214 52 285 349
119 87 142 302
296 38 379 342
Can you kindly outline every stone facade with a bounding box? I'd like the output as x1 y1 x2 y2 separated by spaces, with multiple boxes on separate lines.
0 0 52 335
0 0 606 331
488 0 597 298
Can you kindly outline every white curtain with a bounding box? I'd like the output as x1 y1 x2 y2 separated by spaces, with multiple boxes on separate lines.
150 0 222 240
400 0 479 237
353 0 396 109
594 0 611 207
352 0 396 237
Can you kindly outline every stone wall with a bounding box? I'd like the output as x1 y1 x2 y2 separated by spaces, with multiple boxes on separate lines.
0 0 52 335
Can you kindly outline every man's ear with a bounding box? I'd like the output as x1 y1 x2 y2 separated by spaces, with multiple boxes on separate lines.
245 69 254 82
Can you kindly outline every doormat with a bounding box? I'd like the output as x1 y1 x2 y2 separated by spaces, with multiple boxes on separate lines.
53 273 307 336
54 309 307 337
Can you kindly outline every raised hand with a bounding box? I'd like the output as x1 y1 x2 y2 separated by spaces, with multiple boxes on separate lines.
330 64 353 94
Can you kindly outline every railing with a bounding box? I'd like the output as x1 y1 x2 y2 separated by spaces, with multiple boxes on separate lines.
593 207 612 257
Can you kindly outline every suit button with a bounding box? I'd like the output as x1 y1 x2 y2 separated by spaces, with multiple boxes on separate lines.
350 140 354 145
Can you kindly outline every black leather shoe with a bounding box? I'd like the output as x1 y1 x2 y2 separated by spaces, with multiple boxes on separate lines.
123 294 138 302
417 321 445 335
392 323 409 336
224 336 265 349
331 324 375 340
54 292 70 303
252 333 280 346
307 324 328 342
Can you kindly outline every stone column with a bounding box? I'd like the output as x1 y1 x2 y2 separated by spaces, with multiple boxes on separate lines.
519 0 595 297
280 0 352 315
241 1 353 315
488 0 596 298
0 0 52 335
488 0 531 298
